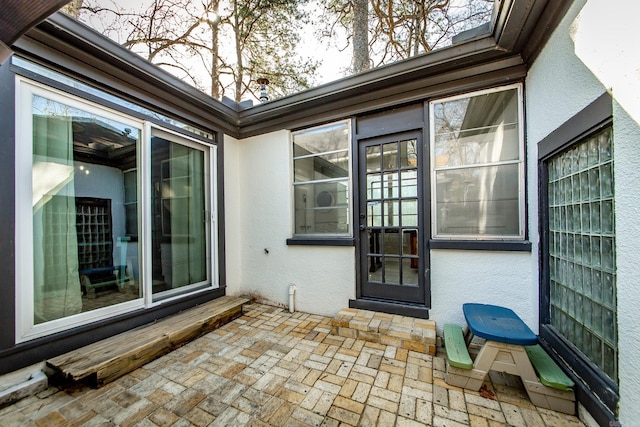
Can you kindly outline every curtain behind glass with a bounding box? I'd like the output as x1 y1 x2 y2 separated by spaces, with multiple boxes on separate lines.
169 144 206 287
152 136 207 294
32 114 82 323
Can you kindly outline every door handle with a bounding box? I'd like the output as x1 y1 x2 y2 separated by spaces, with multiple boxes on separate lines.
359 225 366 231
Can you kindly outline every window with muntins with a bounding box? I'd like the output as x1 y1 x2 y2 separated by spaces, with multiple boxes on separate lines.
292 120 351 236
547 126 617 383
430 85 524 239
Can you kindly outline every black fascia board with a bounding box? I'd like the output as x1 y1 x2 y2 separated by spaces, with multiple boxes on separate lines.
494 0 575 62
520 0 575 64
45 12 239 119
237 36 513 137
238 57 527 138
11 0 572 139
1 0 71 46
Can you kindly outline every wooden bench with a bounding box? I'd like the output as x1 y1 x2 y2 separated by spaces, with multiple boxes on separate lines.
525 344 574 391
47 296 249 387
443 324 486 389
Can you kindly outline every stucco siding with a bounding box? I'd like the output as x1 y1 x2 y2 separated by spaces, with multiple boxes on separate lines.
526 0 640 423
223 135 243 291
225 130 355 317
428 250 537 332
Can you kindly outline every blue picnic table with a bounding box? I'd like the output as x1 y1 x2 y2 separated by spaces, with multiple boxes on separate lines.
463 303 538 346
444 303 576 415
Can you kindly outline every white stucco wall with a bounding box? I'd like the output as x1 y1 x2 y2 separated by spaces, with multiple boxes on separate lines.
222 135 243 291
526 0 640 423
429 250 538 332
224 130 355 317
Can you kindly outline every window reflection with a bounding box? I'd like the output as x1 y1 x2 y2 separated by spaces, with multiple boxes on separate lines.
32 95 141 324
151 134 208 297
431 86 523 238
293 121 351 236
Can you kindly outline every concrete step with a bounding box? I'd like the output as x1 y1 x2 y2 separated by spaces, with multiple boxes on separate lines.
331 307 437 355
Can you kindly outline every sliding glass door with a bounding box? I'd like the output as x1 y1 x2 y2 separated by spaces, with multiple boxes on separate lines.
150 130 211 299
16 78 216 342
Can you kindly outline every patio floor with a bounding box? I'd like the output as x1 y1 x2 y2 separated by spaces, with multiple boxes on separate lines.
0 303 585 427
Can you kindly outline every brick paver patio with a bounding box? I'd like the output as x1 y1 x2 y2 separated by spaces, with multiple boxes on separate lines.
0 304 586 426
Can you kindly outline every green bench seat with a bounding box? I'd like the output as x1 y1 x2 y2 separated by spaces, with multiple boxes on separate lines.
525 344 574 391
444 324 473 370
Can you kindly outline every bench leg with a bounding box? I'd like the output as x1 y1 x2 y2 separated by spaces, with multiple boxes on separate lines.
445 364 488 390
472 341 576 415
523 380 576 415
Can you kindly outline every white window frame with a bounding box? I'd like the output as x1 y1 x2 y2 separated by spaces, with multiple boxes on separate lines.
429 83 525 240
15 77 218 342
291 119 353 237
148 127 217 304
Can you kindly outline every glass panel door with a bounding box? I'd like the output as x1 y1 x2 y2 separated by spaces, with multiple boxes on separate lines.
359 133 425 304
30 94 142 325
151 130 210 299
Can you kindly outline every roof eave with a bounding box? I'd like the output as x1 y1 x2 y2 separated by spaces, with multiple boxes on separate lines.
237 0 574 136
14 12 240 135
11 0 574 138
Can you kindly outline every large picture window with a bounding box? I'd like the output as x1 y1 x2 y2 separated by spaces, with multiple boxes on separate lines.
292 120 351 236
430 85 524 239
15 78 216 341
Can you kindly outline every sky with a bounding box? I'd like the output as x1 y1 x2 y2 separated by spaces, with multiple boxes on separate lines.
75 0 492 101
77 0 354 100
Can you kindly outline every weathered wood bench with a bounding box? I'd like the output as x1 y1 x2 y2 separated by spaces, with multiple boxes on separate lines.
47 296 249 387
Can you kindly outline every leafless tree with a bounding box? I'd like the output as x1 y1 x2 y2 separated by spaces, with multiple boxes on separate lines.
322 0 493 73
73 0 319 101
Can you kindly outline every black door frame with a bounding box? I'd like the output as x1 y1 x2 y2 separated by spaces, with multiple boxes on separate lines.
352 127 431 313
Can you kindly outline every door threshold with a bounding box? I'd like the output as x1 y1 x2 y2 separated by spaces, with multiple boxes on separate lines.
349 298 429 319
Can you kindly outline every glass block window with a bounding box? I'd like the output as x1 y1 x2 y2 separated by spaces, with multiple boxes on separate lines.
547 126 616 383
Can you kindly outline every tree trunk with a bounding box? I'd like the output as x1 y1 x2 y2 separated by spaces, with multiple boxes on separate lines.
209 0 220 99
352 0 369 73
233 0 244 102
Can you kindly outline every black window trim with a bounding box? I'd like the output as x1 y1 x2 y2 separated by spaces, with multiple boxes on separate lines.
289 119 354 244
538 91 617 425
429 239 531 251
286 237 355 247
